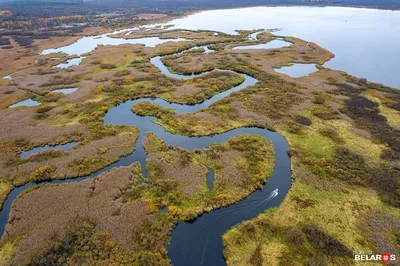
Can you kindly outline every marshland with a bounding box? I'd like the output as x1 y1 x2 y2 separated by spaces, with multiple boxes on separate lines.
0 6 399 266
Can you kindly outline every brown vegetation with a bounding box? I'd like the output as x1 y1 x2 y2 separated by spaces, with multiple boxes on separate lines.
1 163 173 265
143 132 275 219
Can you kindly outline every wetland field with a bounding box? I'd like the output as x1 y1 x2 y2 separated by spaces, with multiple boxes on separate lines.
0 5 399 266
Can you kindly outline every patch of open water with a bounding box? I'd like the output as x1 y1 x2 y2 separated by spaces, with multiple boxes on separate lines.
54 57 84 69
8 99 41 108
206 168 215 191
42 36 190 59
20 142 78 159
274 63 318 78
52 87 78 94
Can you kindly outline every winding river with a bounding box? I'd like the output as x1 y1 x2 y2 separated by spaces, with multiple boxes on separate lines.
0 42 291 265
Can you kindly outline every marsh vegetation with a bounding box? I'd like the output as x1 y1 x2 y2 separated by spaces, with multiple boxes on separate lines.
0 24 398 266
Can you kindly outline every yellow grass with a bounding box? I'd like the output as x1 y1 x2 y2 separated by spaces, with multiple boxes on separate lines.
361 90 400 129
0 182 13 209
282 110 386 163
0 241 16 265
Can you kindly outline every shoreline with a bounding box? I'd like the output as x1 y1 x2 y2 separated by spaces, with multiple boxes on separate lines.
0 2 399 11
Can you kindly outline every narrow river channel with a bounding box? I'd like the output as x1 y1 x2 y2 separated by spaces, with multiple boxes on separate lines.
0 43 292 266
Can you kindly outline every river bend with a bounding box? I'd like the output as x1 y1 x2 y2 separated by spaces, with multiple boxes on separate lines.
0 43 292 266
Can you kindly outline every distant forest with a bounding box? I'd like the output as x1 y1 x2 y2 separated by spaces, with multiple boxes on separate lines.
0 0 399 10
0 0 398 48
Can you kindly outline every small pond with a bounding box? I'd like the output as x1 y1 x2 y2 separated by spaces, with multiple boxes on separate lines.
8 99 41 108
274 63 318 78
206 168 215 190
54 57 84 69
52 88 78 94
3 74 12 80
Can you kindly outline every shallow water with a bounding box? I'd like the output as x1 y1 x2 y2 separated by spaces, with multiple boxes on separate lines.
274 63 318 78
52 87 78 94
184 45 215 54
3 74 12 80
248 31 262 40
206 168 215 190
54 57 84 69
8 99 41 108
20 142 78 159
233 39 291 50
42 36 189 59
43 36 190 68
0 46 291 266
166 6 400 88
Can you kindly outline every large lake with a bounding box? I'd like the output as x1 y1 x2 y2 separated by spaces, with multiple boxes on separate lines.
166 6 400 88
40 7 400 88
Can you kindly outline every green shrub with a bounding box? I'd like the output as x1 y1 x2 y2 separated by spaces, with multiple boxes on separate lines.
319 128 343 143
30 165 57 182
152 179 178 197
99 63 116 69
30 219 127 265
249 245 263 266
312 106 339 120
114 69 131 77
36 105 55 114
124 184 147 201
312 95 325 105
302 224 352 257
285 227 305 246
295 115 312 126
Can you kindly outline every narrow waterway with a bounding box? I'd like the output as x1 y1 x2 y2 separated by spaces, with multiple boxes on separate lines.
0 43 292 266
19 142 78 159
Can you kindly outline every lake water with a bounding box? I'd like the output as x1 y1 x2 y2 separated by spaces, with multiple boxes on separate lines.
38 7 400 88
42 36 189 57
166 6 400 88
